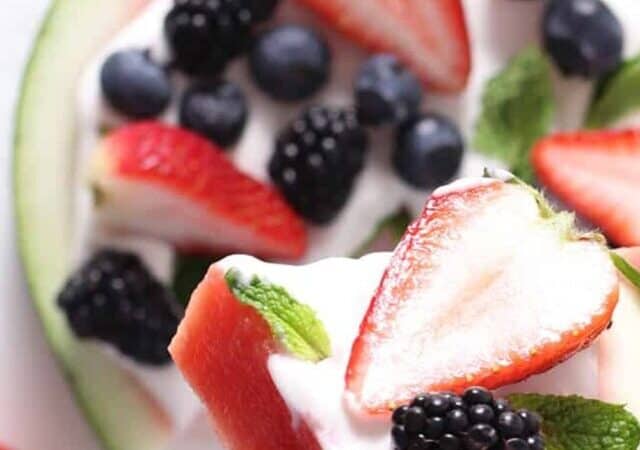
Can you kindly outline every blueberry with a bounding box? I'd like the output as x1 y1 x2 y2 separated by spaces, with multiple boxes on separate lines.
517 409 542 435
445 409 469 434
393 113 464 189
468 404 495 424
179 80 248 148
100 49 171 119
505 438 530 450
543 0 623 77
355 53 423 126
498 411 526 438
250 25 331 101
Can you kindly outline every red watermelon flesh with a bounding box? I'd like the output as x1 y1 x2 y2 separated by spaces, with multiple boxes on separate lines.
169 266 322 450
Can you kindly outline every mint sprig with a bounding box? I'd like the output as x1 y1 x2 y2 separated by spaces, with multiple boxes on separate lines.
225 269 331 362
473 47 555 183
509 394 640 450
611 252 640 290
587 54 640 128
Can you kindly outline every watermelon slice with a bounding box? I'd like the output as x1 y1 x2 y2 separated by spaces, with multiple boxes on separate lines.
169 266 322 450
13 1 175 449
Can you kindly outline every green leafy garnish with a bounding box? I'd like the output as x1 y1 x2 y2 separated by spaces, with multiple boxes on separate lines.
352 209 411 257
225 269 331 362
611 252 640 290
473 47 555 183
172 254 217 305
587 55 640 128
509 394 640 450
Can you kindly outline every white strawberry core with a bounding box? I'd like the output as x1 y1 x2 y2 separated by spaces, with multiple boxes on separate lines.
356 185 617 410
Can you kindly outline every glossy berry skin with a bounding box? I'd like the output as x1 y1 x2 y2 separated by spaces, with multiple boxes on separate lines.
100 49 171 119
391 388 545 450
393 113 464 190
57 250 182 365
179 80 248 148
250 25 331 102
543 0 623 77
164 0 279 76
269 106 368 224
355 54 423 126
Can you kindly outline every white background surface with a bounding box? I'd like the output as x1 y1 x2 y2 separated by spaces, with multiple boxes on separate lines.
0 1 99 449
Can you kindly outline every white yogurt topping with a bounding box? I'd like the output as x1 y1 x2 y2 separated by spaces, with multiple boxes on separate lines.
71 0 640 447
215 253 605 450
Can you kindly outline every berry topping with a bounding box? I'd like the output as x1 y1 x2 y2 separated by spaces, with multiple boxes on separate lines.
92 122 308 259
391 389 545 450
543 0 623 78
57 250 182 365
393 113 464 189
345 177 617 413
269 106 368 224
100 49 171 119
179 80 248 147
532 129 640 247
164 0 278 76
355 54 422 126
294 0 471 91
250 25 331 102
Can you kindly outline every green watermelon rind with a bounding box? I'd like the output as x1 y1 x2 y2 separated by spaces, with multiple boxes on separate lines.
13 1 172 449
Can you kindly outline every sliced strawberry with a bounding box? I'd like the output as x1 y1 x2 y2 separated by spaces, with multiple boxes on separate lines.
91 122 307 260
294 0 471 92
533 129 640 247
346 177 618 415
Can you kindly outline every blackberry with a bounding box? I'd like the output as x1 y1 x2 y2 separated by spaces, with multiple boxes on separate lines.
391 387 545 450
269 106 368 224
164 0 280 77
57 250 182 365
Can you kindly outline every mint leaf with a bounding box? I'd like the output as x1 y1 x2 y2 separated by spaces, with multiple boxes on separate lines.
473 47 554 183
172 254 216 305
587 55 640 128
225 269 331 362
352 209 411 257
611 252 640 290
509 394 640 450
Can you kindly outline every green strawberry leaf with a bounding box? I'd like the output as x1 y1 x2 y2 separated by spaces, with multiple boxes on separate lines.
587 55 640 128
225 269 331 362
473 47 555 183
172 254 217 306
509 394 640 450
611 252 640 290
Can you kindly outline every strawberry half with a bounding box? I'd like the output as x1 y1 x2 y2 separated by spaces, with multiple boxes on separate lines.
294 0 471 92
345 176 618 415
533 129 640 247
91 122 307 260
